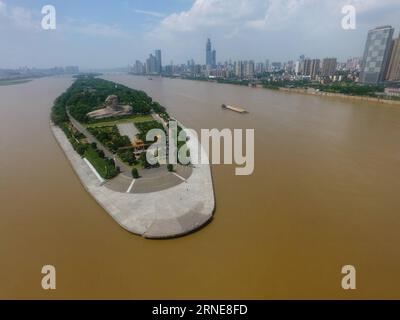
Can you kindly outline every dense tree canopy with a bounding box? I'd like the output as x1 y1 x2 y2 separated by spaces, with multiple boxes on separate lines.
51 76 169 125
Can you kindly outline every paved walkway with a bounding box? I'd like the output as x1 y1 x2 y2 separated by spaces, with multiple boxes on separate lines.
104 164 192 194
117 123 138 141
151 113 168 130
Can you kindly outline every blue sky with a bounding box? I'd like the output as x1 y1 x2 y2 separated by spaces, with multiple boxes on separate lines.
1 0 399 68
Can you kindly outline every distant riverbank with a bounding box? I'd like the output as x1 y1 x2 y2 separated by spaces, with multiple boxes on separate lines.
0 79 32 86
278 87 400 106
158 75 400 106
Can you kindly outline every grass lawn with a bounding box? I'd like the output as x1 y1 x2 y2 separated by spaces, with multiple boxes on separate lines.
84 147 118 179
86 115 154 128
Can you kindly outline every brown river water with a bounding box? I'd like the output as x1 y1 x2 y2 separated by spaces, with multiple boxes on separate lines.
0 75 400 299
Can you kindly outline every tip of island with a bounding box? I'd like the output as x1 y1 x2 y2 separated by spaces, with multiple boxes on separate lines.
50 75 215 239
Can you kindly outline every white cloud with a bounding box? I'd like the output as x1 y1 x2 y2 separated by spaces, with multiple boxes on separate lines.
154 0 400 35
134 9 166 18
0 1 39 30
158 0 264 33
10 6 37 29
246 0 309 30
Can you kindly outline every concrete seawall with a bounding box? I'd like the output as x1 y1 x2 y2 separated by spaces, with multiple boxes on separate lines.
51 123 215 239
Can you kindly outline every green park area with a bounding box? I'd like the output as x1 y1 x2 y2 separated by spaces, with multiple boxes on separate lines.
87 121 166 169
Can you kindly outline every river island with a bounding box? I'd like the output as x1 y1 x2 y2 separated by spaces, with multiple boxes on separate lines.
50 75 215 239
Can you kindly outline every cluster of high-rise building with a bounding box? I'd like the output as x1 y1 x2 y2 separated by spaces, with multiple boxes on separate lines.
234 60 255 78
132 50 163 75
131 29 400 85
292 57 338 79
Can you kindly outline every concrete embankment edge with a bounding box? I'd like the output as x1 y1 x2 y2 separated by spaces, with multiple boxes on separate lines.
50 123 215 239
278 87 400 105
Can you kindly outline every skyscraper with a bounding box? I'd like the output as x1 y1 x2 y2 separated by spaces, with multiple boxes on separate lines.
296 55 305 74
360 25 394 84
206 38 212 67
303 58 312 76
233 61 255 79
300 58 320 78
321 58 337 77
248 60 255 78
265 60 270 72
386 34 400 81
235 61 243 78
133 60 144 74
310 59 321 79
206 38 217 68
146 54 157 74
295 61 300 74
256 62 265 74
212 50 217 68
155 50 162 74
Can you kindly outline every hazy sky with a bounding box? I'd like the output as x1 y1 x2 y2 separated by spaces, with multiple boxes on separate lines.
0 0 399 68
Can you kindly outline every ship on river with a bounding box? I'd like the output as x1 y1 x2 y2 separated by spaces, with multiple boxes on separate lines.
221 104 248 114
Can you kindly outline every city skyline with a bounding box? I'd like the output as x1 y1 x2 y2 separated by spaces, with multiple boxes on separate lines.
4 25 399 86
0 0 400 69
128 23 400 86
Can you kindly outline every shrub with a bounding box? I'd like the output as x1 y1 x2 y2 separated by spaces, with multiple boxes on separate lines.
97 150 105 158
118 149 136 165
167 164 174 172
108 159 115 167
76 144 88 156
132 168 139 179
